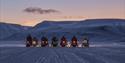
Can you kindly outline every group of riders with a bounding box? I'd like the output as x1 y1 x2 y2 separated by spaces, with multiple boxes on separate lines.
26 35 89 47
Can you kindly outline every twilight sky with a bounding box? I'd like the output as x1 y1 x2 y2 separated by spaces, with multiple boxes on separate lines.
0 0 125 26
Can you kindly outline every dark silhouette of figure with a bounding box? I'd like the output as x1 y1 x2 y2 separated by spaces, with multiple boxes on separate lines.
32 37 38 47
41 36 48 47
82 37 89 47
26 34 32 47
51 36 58 47
71 36 78 47
60 36 67 47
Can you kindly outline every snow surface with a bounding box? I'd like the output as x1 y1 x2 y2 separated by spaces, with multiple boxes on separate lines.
0 41 125 63
0 47 125 63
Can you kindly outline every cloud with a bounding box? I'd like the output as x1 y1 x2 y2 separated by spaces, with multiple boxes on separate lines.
23 7 60 14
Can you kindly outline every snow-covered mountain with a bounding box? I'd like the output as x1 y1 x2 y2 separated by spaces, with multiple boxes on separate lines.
0 19 125 42
0 22 31 40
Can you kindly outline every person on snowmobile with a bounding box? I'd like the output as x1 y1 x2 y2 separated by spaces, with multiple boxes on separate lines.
82 37 89 47
71 36 78 47
51 36 58 47
60 36 67 47
32 37 38 47
41 36 48 47
26 34 32 47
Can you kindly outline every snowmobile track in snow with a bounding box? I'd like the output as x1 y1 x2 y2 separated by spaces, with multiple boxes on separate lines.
0 47 125 63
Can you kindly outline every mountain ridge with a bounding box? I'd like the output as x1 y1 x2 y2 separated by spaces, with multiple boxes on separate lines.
0 19 125 42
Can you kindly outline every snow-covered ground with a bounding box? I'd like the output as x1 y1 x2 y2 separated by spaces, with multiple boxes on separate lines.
0 41 125 63
0 47 125 63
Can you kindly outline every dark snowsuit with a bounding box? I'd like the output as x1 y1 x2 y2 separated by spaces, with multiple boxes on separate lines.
60 36 67 47
51 36 58 47
26 35 32 47
71 36 78 47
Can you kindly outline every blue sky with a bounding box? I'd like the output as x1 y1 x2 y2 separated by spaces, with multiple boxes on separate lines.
0 0 125 26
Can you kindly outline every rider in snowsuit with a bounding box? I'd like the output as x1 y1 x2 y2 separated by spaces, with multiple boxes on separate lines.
41 36 48 47
60 36 67 47
71 36 78 47
26 34 32 47
32 37 38 47
51 36 58 47
82 37 89 47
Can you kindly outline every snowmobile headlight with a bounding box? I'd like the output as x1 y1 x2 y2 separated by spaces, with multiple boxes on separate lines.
32 41 36 44
63 41 65 43
73 41 76 43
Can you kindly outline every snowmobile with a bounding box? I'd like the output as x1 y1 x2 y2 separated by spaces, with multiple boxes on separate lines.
82 38 89 47
51 36 58 47
41 36 48 47
32 37 38 47
26 35 32 47
71 36 78 47
66 42 71 48
60 36 67 47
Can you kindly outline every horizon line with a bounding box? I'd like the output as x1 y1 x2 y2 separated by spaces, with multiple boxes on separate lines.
0 18 125 26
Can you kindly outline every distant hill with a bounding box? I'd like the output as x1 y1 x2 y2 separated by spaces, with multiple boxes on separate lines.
0 22 31 40
0 19 125 42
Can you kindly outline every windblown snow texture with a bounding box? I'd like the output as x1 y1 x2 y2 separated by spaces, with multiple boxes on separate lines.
0 47 125 63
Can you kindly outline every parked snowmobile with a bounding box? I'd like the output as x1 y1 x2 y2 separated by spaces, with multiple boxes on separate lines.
41 36 48 47
26 35 32 47
32 37 38 47
51 36 58 47
82 38 89 47
60 36 67 47
71 36 78 47
67 42 71 48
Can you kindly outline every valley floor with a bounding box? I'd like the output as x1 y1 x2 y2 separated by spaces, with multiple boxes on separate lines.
0 47 125 63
